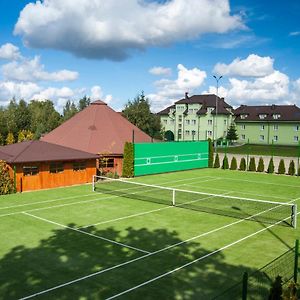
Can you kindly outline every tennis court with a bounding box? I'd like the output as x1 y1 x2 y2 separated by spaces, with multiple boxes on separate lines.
0 168 299 299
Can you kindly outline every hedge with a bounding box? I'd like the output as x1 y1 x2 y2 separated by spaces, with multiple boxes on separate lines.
248 157 256 172
257 157 264 172
214 153 220 168
230 157 237 170
267 158 275 174
239 157 246 171
122 142 134 177
278 159 286 174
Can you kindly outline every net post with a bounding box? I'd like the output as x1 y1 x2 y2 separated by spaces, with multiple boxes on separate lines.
92 175 95 192
294 239 299 283
292 204 297 229
172 189 176 206
242 271 248 300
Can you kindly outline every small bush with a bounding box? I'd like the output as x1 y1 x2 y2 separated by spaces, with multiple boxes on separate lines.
288 160 295 176
106 171 119 179
267 158 275 174
214 153 220 168
277 159 286 174
208 138 214 168
248 157 256 172
230 157 237 170
257 157 265 172
239 157 246 171
222 155 229 169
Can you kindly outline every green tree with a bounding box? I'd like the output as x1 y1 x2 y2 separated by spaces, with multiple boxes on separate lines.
248 157 256 171
0 133 3 146
230 157 237 170
213 153 220 168
239 157 246 171
208 138 214 168
5 98 18 137
0 160 14 195
123 91 162 139
226 123 238 144
122 142 134 177
257 157 265 172
15 99 31 132
6 132 15 145
278 159 286 174
267 158 275 174
78 96 91 111
63 100 78 121
288 160 295 176
222 155 229 169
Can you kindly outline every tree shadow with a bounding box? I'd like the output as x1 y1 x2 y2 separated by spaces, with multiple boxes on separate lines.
0 224 266 299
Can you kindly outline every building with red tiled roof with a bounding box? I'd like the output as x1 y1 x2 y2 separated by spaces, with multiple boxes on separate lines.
42 100 152 174
0 140 98 192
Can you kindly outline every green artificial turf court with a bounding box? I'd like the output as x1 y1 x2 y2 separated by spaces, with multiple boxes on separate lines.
0 169 300 299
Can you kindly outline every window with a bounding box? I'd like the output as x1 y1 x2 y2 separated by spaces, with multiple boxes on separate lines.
260 135 265 141
178 133 182 139
178 115 182 122
241 134 246 140
273 135 278 142
208 120 213 126
224 119 227 125
170 119 175 124
23 166 39 176
185 120 190 125
207 130 212 137
273 114 281 119
240 114 247 119
99 158 114 168
191 119 196 125
207 107 214 113
188 109 193 114
178 124 182 128
73 161 86 171
49 162 64 173
194 109 198 113
192 130 196 136
260 124 265 130
273 124 278 131
259 114 267 119
241 125 246 130
163 119 167 124
185 130 190 135
294 136 299 142
295 125 299 131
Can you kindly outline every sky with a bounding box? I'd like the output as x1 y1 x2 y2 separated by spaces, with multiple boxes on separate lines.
0 0 300 112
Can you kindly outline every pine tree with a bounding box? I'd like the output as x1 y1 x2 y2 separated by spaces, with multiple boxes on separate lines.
213 153 220 168
230 157 237 170
226 123 238 144
248 157 256 171
208 138 214 168
0 160 14 195
288 160 295 176
122 142 134 177
239 157 246 171
222 155 229 169
267 158 275 174
278 159 286 174
6 132 15 145
257 157 265 172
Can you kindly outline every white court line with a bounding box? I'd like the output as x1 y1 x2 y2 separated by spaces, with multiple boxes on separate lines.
23 212 150 255
19 195 300 300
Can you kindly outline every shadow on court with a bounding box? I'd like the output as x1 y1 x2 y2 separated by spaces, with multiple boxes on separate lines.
0 225 265 299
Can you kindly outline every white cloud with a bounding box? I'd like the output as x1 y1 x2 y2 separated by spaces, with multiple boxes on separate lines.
0 43 22 60
213 54 274 77
14 0 244 60
148 64 206 111
289 31 300 36
2 56 78 82
149 66 172 76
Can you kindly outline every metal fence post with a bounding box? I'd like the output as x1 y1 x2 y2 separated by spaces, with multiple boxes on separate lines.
242 271 248 300
294 239 299 283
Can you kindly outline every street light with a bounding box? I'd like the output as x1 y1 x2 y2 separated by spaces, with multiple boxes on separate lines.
213 75 222 152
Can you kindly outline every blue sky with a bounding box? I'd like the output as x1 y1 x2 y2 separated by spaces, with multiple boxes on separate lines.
0 0 299 112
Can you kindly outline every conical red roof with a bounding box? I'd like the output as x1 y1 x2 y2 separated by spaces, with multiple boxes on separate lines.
41 100 151 155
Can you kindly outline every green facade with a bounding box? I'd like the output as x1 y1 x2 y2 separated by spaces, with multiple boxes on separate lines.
134 141 208 176
160 103 233 141
236 122 300 145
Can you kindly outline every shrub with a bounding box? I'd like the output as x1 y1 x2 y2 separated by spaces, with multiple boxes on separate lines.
257 157 265 172
106 171 119 179
213 153 220 168
230 157 237 170
277 159 286 174
248 157 256 172
208 138 214 168
222 155 229 169
239 157 246 171
122 142 134 177
0 160 14 195
267 158 275 174
288 160 295 176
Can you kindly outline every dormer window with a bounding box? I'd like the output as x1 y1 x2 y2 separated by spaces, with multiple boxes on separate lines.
273 114 281 119
207 107 214 113
240 114 248 119
259 114 267 119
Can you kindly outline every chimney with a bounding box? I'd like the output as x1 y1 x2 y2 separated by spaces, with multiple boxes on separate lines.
185 92 189 99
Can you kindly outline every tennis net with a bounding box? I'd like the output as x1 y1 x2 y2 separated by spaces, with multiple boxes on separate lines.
92 175 297 228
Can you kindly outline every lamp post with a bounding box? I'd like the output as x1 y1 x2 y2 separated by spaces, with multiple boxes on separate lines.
213 75 222 152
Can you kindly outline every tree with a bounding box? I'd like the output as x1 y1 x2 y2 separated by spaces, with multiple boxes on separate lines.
208 138 214 168
230 157 237 170
248 157 256 171
288 160 295 176
0 160 14 195
239 157 246 171
78 96 91 111
63 100 78 121
222 155 229 169
257 157 265 172
123 91 162 139
278 159 286 174
0 133 3 146
213 153 220 168
6 132 15 145
18 130 34 142
122 142 134 177
226 123 238 144
267 158 275 174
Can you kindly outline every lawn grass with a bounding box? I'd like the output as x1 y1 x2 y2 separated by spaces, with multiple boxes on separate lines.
218 144 300 157
0 169 299 299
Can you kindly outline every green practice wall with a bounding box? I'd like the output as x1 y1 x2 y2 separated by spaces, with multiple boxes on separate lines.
134 141 208 176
